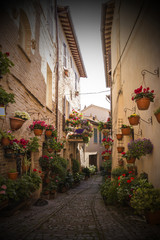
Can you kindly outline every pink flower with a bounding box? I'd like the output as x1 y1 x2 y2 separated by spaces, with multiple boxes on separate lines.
50 157 53 159
0 190 6 194
5 52 10 56
1 185 7 190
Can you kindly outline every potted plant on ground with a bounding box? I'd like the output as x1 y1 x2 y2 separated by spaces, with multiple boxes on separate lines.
0 87 15 107
0 130 14 146
131 85 155 110
130 180 160 224
121 124 132 135
29 120 47 136
10 111 30 130
8 169 18 180
154 107 160 123
128 113 140 125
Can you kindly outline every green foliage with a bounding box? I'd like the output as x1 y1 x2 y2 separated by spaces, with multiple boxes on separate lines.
100 179 118 205
0 87 15 105
130 180 160 214
82 167 90 177
88 165 96 175
154 107 160 115
0 51 14 76
0 129 14 141
111 167 128 179
27 137 40 152
72 159 80 174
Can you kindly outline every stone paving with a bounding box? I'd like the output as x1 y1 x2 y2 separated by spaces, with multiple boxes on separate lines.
0 174 160 240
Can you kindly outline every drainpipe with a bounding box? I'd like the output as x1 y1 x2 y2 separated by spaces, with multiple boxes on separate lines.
55 0 59 139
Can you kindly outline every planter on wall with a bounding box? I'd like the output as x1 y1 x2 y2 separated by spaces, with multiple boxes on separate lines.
128 116 140 125
45 130 52 137
117 146 124 153
126 157 136 164
1 137 10 146
104 144 110 150
136 98 150 110
34 129 43 136
155 112 160 123
116 134 123 140
121 127 131 135
10 117 25 130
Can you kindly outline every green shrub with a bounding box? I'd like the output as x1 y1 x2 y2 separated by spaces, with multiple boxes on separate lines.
111 167 128 179
72 159 80 174
100 179 118 205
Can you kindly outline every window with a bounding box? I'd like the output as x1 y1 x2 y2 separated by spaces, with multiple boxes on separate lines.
46 64 52 110
63 43 67 68
94 128 97 143
19 9 31 57
99 131 102 143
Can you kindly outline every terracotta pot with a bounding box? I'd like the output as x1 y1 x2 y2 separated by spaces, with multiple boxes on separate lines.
8 172 18 180
116 134 123 140
128 116 140 125
103 131 108 136
136 97 150 110
103 124 107 129
126 157 136 164
47 148 53 153
10 117 25 130
104 144 110 150
34 129 43 136
45 130 52 137
103 155 110 160
117 146 124 153
145 210 160 225
1 137 10 146
155 112 160 123
69 114 74 118
121 127 131 135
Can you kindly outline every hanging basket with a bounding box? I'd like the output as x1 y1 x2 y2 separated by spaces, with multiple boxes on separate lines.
104 144 110 150
121 127 131 135
103 155 110 160
116 134 123 140
155 112 160 123
1 137 10 146
10 117 25 130
136 98 150 110
45 130 52 137
128 116 140 125
117 146 124 153
34 129 43 136
47 148 53 153
126 157 136 164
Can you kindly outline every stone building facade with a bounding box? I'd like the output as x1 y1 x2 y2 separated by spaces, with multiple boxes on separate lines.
0 1 86 177
101 0 160 187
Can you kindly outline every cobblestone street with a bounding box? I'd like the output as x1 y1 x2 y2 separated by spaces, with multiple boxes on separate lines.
0 174 160 240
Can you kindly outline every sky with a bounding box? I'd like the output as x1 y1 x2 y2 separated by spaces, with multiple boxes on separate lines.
58 0 110 110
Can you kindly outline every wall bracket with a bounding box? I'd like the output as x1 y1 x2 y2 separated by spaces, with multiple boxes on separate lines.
140 116 152 125
141 67 159 78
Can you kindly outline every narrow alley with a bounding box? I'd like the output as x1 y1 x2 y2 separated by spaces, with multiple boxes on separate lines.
0 174 160 240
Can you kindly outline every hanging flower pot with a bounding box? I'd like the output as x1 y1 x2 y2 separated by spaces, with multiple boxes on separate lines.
128 114 140 125
126 157 136 164
47 148 53 153
154 108 160 123
1 137 10 146
117 146 124 153
34 129 43 136
10 117 25 130
121 127 131 135
136 98 150 110
45 130 52 137
105 144 110 150
116 134 123 140
103 155 110 160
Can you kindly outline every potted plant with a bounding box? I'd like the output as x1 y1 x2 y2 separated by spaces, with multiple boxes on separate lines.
102 137 114 149
154 107 160 123
128 113 140 126
0 87 15 107
117 146 125 153
10 111 30 130
131 85 155 110
130 180 160 224
22 154 31 173
101 149 112 160
116 133 123 140
0 130 14 146
27 137 40 152
121 124 132 135
128 138 153 158
45 124 56 137
0 51 14 77
8 169 18 180
102 128 110 137
82 167 90 179
29 120 47 136
121 151 137 163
